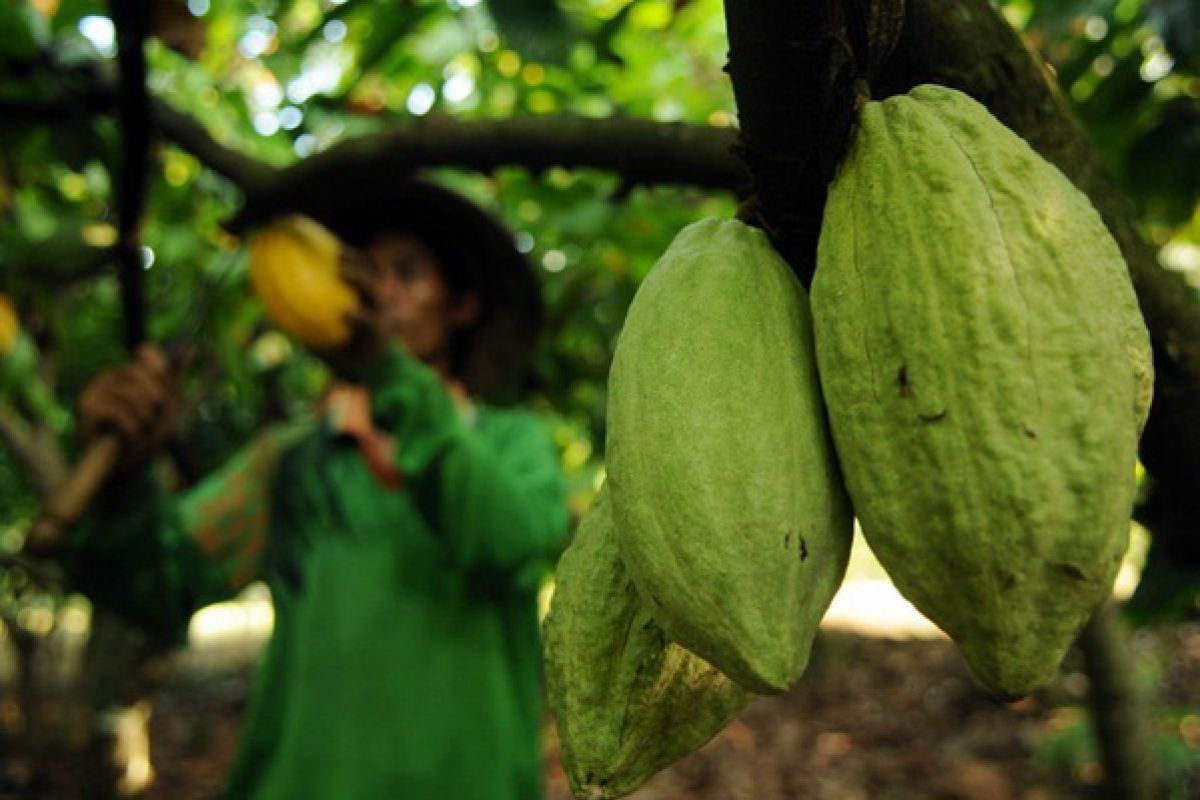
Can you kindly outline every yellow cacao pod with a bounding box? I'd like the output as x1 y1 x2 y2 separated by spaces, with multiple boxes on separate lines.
545 486 749 800
248 215 358 350
607 217 852 694
811 85 1153 698
0 294 17 357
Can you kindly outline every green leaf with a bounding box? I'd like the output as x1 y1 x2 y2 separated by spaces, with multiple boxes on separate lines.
0 2 46 59
1124 100 1200 226
486 0 574 64
351 2 432 81
1125 538 1200 626
51 0 107 34
1028 0 1119 29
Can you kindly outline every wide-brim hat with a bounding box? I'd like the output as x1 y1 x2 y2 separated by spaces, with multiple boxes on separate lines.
248 177 542 402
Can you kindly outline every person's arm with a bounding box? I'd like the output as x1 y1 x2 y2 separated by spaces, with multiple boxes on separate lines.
62 345 304 643
349 346 569 586
65 424 304 644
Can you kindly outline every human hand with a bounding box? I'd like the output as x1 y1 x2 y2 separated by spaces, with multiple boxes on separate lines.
315 247 392 378
77 344 181 471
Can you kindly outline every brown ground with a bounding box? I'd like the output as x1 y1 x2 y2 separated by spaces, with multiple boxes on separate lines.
7 624 1200 799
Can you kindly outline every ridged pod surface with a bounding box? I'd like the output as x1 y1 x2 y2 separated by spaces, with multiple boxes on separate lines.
811 85 1153 698
607 217 852 694
248 215 358 350
544 487 748 800
0 295 18 356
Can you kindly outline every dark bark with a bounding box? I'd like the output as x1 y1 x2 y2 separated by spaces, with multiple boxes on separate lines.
721 0 905 284
224 113 747 231
152 101 279 195
721 0 855 284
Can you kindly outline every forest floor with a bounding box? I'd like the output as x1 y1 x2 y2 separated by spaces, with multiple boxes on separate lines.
105 620 1200 800
5 540 1199 799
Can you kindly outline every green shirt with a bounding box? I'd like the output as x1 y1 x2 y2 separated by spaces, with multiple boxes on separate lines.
67 346 570 799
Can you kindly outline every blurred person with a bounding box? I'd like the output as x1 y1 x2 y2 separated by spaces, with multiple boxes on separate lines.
66 179 570 799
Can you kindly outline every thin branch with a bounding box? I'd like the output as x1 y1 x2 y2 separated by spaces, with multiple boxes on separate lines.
152 100 279 193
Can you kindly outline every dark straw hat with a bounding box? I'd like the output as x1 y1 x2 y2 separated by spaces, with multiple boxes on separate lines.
305 178 542 402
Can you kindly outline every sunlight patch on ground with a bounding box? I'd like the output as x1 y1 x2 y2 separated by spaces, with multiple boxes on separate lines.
822 522 1151 639
822 578 945 639
821 526 943 639
110 701 154 796
180 583 273 671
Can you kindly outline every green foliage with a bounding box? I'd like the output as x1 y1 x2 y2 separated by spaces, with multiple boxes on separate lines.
1126 541 1200 625
1003 0 1200 230
1031 664 1200 798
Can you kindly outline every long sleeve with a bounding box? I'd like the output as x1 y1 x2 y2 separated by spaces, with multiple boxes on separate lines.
351 346 569 587
64 423 309 643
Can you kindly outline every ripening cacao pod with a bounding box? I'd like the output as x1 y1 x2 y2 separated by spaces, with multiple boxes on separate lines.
248 215 358 350
0 294 18 357
607 217 853 694
544 487 749 800
811 84 1154 698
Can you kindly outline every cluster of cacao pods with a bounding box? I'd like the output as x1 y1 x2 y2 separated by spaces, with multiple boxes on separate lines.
545 84 1152 799
247 215 359 350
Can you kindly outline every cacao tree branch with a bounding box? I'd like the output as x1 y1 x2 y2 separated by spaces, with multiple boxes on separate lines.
885 0 1200 562
721 0 908 283
720 0 856 285
226 113 747 230
151 101 280 194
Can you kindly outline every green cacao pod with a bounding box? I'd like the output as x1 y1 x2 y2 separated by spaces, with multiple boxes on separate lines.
607 217 853 694
811 85 1154 698
544 486 749 800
